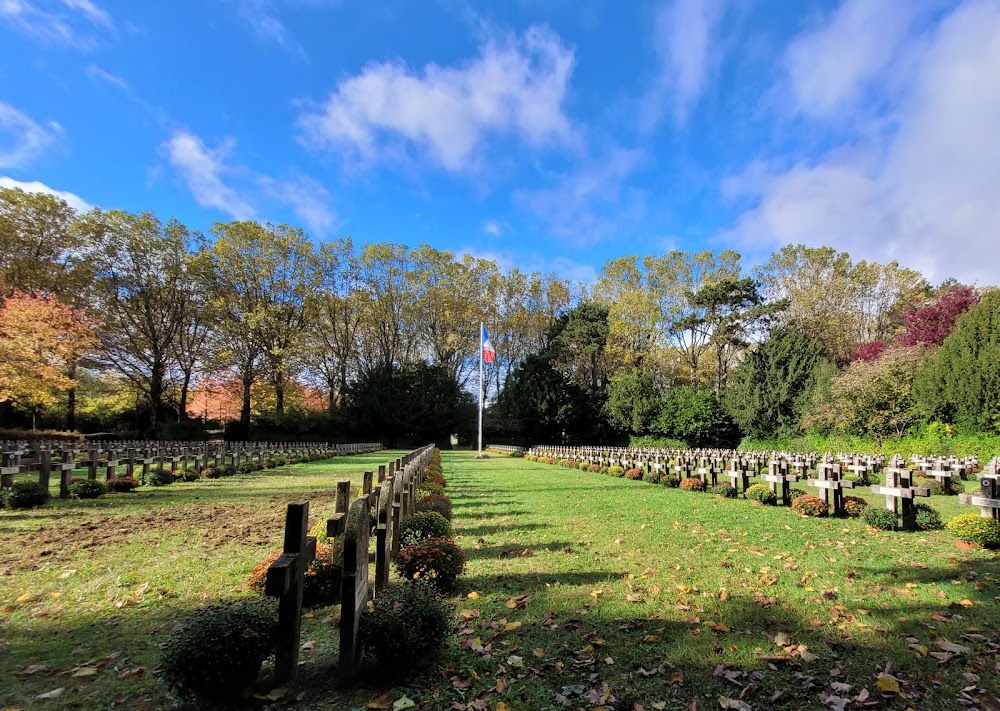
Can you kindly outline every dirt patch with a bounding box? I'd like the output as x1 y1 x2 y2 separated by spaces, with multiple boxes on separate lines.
0 489 340 574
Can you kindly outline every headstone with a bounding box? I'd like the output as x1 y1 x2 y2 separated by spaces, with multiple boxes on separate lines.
871 468 930 531
375 476 395 594
808 462 853 517
958 476 1000 521
337 496 372 687
762 460 798 506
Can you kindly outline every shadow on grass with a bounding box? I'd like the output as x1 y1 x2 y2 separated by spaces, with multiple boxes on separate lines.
459 522 551 537
463 541 579 561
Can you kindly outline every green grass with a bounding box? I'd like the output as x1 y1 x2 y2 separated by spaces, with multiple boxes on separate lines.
2 450 998 710
0 450 410 710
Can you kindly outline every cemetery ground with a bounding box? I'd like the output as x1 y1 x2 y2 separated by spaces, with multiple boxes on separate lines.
0 452 998 709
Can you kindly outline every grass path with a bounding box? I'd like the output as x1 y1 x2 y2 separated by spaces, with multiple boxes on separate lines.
434 451 1000 710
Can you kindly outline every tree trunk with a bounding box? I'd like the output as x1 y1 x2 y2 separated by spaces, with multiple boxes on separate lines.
274 372 285 415
150 355 165 434
241 368 252 427
179 369 192 420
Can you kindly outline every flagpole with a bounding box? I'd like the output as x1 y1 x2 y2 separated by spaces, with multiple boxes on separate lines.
478 322 484 457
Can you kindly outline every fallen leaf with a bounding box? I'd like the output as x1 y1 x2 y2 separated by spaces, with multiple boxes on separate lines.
507 655 524 668
875 674 900 693
300 640 316 651
15 594 36 604
367 691 394 709
71 667 97 677
467 591 480 599
393 696 415 710
496 704 511 711
34 688 64 701
117 667 145 679
504 621 521 632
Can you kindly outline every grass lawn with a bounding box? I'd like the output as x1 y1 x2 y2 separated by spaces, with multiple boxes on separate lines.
1 449 998 710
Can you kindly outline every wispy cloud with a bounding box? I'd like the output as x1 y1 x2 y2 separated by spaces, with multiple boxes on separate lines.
0 101 62 169
86 63 127 90
162 129 337 234
482 219 502 236
297 25 577 172
0 176 92 211
0 0 115 48
723 0 1000 287
640 0 725 129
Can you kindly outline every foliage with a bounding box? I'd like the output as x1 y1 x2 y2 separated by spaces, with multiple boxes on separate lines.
643 470 661 483
608 465 624 477
914 291 1000 432
725 328 831 439
898 286 979 347
204 464 237 479
791 494 828 517
604 369 663 435
394 537 466 591
842 495 868 517
863 507 899 531
359 580 451 673
415 494 453 520
417 482 446 498
400 511 454 546
157 598 277 702
679 476 706 491
147 467 174 487
662 475 680 488
744 483 777 505
107 476 140 493
629 435 687 449
176 466 200 482
914 503 943 530
3 481 50 508
623 467 643 480
710 483 737 498
247 543 340 607
913 476 953 496
654 386 739 447
850 340 888 363
69 478 107 499
945 513 1000 549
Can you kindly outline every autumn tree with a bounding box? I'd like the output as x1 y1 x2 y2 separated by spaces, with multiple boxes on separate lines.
0 290 97 429
899 285 980 347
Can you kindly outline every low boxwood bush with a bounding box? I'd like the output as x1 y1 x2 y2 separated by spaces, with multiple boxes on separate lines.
69 478 106 499
945 513 1000 548
624 468 643 481
147 468 174 487
176 466 200 482
4 481 50 509
914 477 955 496
679 477 706 492
608 465 624 477
158 598 277 702
863 506 899 531
915 503 943 530
360 580 450 673
400 511 453 546
417 482 446 498
643 470 662 484
842 495 868 517
107 476 140 493
415 494 453 520
662 475 680 488
587 464 602 473
710 483 737 498
248 543 340 607
578 462 590 471
787 488 808 501
792 494 829 517
744 483 777 505
394 536 466 591
237 461 256 474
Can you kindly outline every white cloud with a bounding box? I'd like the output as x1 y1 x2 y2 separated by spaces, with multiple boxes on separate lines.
640 0 724 129
482 219 501 236
724 0 1000 287
0 176 92 211
163 131 255 219
0 101 62 169
459 247 598 285
238 0 287 45
86 63 127 89
0 0 114 47
515 148 645 245
782 0 930 119
297 25 576 172
162 129 336 234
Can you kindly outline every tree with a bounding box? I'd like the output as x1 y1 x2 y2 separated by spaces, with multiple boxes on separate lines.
914 291 1000 432
604 369 663 435
85 210 194 432
594 256 659 372
724 328 831 439
0 290 97 428
355 242 419 372
653 386 738 448
547 301 611 394
899 285 980 347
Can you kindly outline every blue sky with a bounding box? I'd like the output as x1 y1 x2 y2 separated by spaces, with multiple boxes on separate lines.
2 0 999 286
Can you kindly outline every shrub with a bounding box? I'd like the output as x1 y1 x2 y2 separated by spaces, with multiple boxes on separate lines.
945 513 1000 549
309 518 330 544
608 466 624 477
744 483 777 505
69 478 106 499
787 488 807 501
107 477 140 493
843 495 868 517
147 468 174 487
248 543 340 607
792 494 829 517
299 455 311 464
204 464 237 479
238 461 256 474
394 537 466 591
863 507 899 531
643 470 662 484
624 468 644 481
914 503 943 530
176 466 200 482
360 580 450 673
560 459 575 468
510 451 524 458
867 472 881 486
914 477 955 496
400 511 453 546
544 457 555 465
425 473 446 487
587 464 602 473
415 494 453 520
843 473 862 485
680 477 706 492
662 475 680 488
711 483 737 498
158 598 277 702
4 481 50 509
578 462 590 471
417 482 446 498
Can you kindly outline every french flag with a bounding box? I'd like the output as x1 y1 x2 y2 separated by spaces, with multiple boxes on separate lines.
482 324 495 364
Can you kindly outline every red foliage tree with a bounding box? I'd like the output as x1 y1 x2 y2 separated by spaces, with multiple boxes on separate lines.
850 340 887 363
898 286 979 347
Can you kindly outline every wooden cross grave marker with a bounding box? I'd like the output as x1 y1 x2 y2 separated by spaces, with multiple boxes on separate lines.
808 462 853 517
762 460 799 506
725 458 749 494
958 476 1000 521
924 463 956 495
265 501 317 683
337 496 372 687
871 468 929 531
